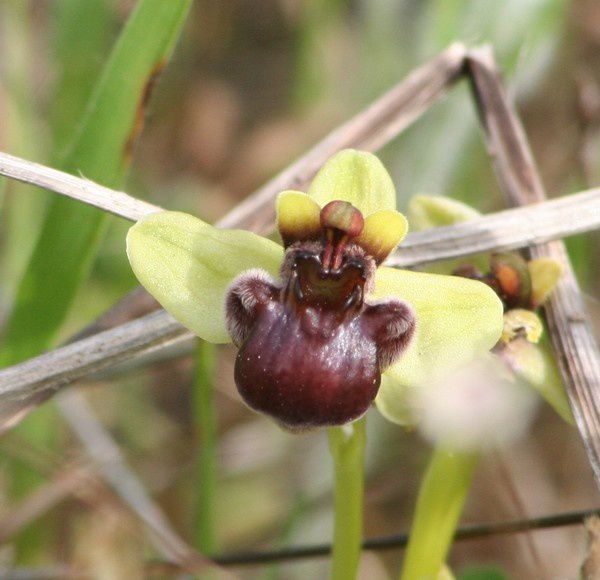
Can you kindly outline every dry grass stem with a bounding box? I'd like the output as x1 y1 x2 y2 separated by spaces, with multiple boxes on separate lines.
1 187 600 421
0 311 192 430
208 507 600 566
390 186 600 267
6 140 600 267
56 390 231 577
0 151 162 221
0 465 90 544
5 140 600 267
467 46 600 488
0 44 466 230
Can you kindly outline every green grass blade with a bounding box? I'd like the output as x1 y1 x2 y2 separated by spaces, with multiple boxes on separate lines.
49 0 117 155
1 0 193 365
2 0 190 562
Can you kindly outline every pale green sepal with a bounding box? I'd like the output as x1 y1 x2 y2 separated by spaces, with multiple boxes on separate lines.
127 211 284 343
307 149 396 215
375 369 418 427
503 338 574 425
408 194 481 231
374 267 503 418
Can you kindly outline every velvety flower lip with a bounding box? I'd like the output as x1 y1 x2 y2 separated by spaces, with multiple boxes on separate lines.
226 192 416 430
126 150 504 430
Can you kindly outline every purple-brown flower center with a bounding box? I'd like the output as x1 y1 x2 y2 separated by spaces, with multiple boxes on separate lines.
225 201 416 430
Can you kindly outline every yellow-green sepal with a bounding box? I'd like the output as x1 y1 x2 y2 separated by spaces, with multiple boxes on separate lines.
307 149 397 215
376 367 418 427
126 211 283 343
374 267 504 424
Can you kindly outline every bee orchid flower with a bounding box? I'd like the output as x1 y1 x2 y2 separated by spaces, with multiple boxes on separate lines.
126 150 503 430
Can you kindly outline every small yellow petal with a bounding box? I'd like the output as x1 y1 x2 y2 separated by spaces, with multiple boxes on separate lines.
528 257 562 307
501 309 543 344
276 190 322 247
355 209 408 264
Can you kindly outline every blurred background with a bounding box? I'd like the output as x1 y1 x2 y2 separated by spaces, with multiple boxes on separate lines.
1 0 600 578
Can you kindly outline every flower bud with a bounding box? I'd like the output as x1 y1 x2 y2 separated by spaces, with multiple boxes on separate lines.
489 252 532 309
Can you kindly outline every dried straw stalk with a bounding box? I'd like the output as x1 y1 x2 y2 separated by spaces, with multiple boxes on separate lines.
467 46 600 486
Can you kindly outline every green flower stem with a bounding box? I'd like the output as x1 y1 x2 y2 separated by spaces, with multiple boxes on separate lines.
328 417 367 580
193 341 218 555
401 449 478 580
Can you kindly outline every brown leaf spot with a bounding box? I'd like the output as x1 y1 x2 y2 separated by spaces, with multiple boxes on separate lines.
123 59 166 162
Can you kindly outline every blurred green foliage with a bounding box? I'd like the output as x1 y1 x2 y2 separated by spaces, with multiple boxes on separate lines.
0 0 192 564
1 0 192 365
458 565 508 580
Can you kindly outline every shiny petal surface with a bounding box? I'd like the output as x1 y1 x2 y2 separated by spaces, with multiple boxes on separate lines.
276 190 322 247
374 266 503 424
355 209 408 264
307 149 396 215
127 211 284 343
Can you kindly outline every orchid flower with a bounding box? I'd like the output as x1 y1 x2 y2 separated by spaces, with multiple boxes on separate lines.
126 150 503 431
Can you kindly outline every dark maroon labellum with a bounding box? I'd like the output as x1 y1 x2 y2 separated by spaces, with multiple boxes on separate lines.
225 203 416 431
